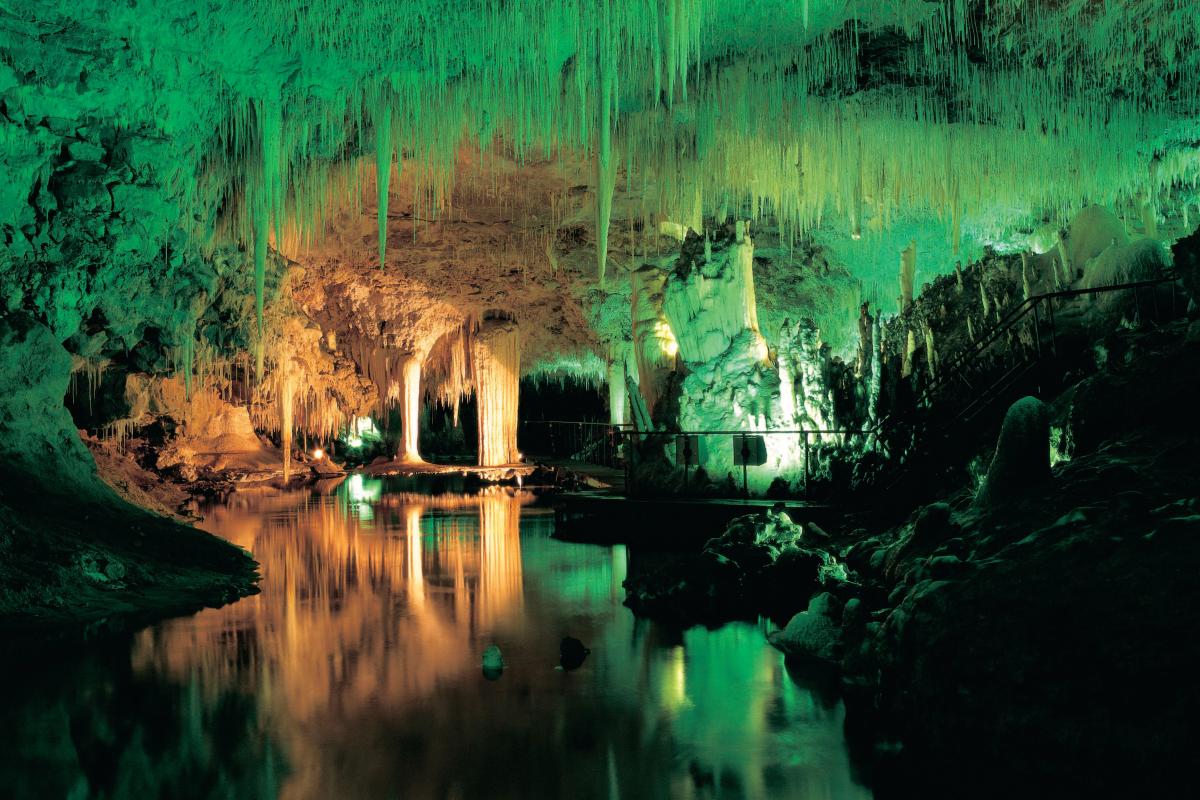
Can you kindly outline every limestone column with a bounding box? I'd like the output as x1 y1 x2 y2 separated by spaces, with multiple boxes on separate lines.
472 319 520 466
630 264 677 417
399 354 422 462
279 371 296 482
606 349 627 426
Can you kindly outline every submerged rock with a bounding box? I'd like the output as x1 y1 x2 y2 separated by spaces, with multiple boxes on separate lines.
559 636 589 671
482 644 504 679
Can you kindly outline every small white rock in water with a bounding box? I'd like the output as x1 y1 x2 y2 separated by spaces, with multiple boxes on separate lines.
482 645 504 672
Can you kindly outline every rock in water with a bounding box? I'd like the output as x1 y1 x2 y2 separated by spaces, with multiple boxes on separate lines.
974 396 1050 508
768 592 843 662
482 645 504 679
559 636 590 671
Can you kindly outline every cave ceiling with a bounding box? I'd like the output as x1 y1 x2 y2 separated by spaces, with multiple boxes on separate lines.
3 0 1199 370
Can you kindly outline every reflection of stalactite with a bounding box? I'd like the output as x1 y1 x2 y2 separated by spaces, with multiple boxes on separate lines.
471 319 520 466
478 494 523 626
405 506 425 610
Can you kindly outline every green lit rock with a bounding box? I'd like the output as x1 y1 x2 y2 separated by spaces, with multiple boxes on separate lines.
768 591 843 663
973 396 1050 509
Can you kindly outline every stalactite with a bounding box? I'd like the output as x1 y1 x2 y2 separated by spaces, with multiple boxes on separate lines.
595 0 617 287
253 203 268 383
374 101 393 270
472 319 521 467
279 372 295 483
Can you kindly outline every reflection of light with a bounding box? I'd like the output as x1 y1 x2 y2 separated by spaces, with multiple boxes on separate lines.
346 436 363 448
346 474 382 505
659 646 689 712
312 448 325 460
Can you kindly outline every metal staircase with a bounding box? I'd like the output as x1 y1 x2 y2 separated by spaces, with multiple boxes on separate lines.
873 272 1182 493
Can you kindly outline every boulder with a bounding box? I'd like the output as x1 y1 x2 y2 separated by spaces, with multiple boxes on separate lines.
768 592 843 662
974 396 1050 508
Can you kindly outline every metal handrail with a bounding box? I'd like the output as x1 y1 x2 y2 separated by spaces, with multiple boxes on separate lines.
522 271 1182 498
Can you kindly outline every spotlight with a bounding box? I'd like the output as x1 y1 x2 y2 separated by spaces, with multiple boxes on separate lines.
312 448 325 460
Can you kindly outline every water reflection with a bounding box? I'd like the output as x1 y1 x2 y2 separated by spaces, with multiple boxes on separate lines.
19 480 870 799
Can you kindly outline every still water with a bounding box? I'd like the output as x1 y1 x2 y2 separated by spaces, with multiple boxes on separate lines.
8 477 871 799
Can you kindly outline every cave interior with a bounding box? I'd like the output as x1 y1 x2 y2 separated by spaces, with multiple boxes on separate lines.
2 1 1200 798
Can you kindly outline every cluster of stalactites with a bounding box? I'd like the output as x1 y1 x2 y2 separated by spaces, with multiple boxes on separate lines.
423 324 475 427
136 0 1200 387
173 2 1197 288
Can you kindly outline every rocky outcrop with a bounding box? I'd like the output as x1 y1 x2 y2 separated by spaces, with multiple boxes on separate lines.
810 319 1200 794
0 315 259 638
622 508 855 624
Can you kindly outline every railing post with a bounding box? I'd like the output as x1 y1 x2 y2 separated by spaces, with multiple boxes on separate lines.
741 433 750 499
683 435 692 493
803 431 810 501
1048 297 1058 357
1032 301 1042 360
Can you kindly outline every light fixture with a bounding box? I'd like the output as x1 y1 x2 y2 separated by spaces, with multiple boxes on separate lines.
312 448 325 460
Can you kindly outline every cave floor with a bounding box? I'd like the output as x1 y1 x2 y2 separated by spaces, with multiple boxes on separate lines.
359 459 537 483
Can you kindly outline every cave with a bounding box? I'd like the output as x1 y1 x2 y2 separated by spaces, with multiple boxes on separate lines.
3 2 1199 798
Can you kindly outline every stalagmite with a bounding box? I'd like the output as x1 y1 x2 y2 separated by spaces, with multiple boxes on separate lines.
1056 238 1072 286
902 328 917 378
855 302 873 379
924 325 936 380
868 314 882 425
1021 252 1033 300
955 261 964 293
967 315 976 343
899 240 917 313
472 318 521 467
980 280 991 318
